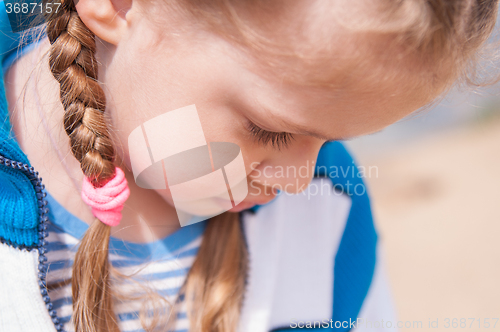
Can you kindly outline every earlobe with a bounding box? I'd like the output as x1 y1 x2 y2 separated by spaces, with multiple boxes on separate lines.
74 0 132 45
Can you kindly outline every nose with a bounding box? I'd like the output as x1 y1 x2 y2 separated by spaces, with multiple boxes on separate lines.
248 138 323 195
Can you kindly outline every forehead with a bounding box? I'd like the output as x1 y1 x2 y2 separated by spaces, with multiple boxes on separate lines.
241 65 436 142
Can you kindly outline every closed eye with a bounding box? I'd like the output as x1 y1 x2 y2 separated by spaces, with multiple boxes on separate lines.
245 120 295 150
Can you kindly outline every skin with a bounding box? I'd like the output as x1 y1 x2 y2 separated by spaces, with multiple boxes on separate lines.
5 0 444 243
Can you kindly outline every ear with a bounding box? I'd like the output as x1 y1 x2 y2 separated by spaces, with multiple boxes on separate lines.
75 0 132 45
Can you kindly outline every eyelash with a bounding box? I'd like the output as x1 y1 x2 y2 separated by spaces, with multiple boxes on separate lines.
246 121 295 150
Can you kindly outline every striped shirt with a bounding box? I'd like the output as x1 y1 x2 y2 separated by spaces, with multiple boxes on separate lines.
44 192 206 332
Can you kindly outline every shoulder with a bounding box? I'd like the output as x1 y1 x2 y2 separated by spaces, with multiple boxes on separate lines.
0 0 45 249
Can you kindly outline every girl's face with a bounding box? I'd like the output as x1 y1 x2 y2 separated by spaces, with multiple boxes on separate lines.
90 0 440 213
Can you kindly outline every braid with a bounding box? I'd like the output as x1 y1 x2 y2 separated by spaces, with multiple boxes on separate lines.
45 1 120 331
46 1 115 186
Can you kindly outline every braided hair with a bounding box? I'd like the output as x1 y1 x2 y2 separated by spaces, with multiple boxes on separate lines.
45 1 120 331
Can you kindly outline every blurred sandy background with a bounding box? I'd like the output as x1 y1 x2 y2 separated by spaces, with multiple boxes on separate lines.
346 83 500 331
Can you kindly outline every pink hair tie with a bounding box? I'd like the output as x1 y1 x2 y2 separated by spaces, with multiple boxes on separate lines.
81 167 130 227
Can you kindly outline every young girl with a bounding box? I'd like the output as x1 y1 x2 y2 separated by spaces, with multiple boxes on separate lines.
0 0 497 331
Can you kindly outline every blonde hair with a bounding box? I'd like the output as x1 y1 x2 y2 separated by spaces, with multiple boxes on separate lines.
36 0 498 331
160 0 499 92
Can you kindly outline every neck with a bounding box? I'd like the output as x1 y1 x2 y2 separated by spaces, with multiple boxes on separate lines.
4 37 181 243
